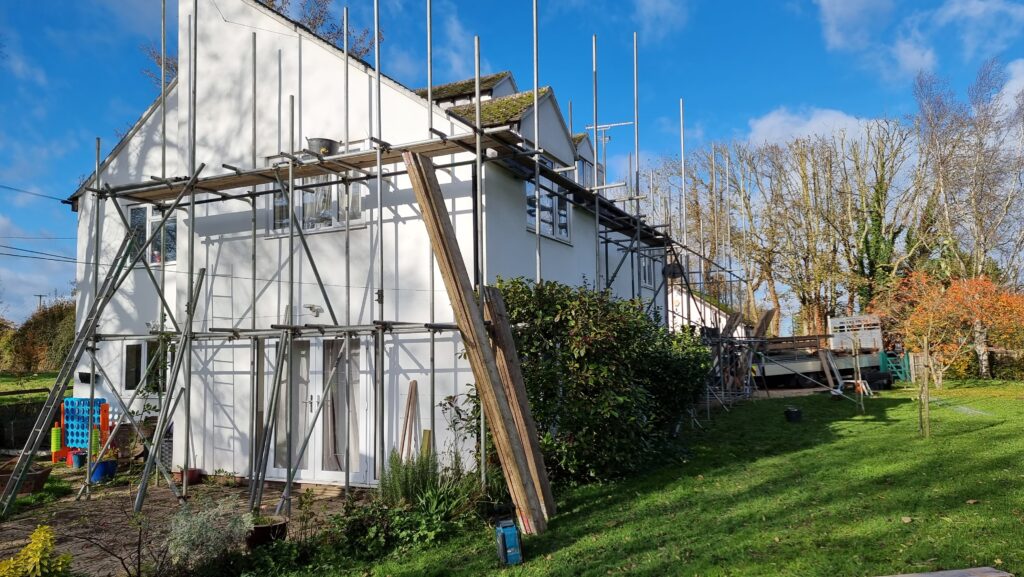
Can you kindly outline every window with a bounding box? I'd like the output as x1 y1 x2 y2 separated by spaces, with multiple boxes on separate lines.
526 157 571 242
129 207 147 260
125 343 143 390
268 154 367 234
125 341 170 392
640 253 657 289
150 211 176 264
576 159 595 188
128 206 177 264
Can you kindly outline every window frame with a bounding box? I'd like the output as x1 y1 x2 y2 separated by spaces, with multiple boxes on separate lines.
266 149 368 237
525 156 573 244
148 209 177 264
640 252 658 289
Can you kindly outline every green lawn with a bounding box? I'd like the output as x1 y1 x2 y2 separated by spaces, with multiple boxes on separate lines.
318 380 1024 577
0 372 61 405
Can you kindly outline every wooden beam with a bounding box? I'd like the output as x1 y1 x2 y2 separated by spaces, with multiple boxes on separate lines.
482 285 556 519
818 350 837 390
403 151 546 534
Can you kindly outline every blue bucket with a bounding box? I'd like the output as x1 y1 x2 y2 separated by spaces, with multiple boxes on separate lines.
71 452 86 469
90 460 118 483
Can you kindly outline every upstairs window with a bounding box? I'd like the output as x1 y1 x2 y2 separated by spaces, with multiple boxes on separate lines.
129 207 147 260
640 253 657 289
150 210 177 264
268 149 367 234
526 157 571 243
576 159 595 188
128 206 177 264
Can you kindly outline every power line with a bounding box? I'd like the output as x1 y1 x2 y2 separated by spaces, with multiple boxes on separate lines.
0 252 77 265
0 236 75 240
0 183 66 202
0 244 75 261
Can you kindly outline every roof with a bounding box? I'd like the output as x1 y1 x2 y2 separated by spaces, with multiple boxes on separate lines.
414 71 512 101
446 87 552 128
571 133 588 146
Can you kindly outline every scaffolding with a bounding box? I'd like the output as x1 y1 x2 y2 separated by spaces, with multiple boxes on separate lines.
0 0 708 519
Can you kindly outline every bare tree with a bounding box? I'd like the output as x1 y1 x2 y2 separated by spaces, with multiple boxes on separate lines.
914 60 1024 377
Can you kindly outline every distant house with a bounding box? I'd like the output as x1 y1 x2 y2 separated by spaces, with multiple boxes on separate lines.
68 0 670 490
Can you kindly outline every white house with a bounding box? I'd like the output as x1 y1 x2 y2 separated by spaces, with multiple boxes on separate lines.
68 0 670 491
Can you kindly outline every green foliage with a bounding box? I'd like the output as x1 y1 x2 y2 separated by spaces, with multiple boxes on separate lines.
0 525 71 577
481 278 709 483
166 497 253 572
378 449 439 508
0 300 75 372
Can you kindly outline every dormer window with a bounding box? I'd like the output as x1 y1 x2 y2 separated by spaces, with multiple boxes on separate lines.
526 157 571 243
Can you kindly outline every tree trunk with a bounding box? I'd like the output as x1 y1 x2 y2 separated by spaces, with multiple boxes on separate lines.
973 319 990 379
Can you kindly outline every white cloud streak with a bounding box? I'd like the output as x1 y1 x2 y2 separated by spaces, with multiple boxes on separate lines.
747 107 864 145
632 0 688 44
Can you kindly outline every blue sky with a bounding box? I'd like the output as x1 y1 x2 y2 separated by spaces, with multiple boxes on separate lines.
1 0 1023 322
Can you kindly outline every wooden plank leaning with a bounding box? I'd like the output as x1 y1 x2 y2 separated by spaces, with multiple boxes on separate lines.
482 286 556 519
403 151 546 534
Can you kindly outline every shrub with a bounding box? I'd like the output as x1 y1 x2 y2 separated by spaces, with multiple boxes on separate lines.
165 498 253 572
0 525 71 577
481 278 709 484
379 449 439 508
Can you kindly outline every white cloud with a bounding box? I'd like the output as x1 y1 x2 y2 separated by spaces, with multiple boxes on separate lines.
934 0 1024 60
890 34 936 76
747 107 863 145
434 4 473 80
633 0 688 44
92 0 166 39
813 0 893 51
997 58 1024 110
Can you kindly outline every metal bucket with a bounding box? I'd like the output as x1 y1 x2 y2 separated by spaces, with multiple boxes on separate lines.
306 137 340 157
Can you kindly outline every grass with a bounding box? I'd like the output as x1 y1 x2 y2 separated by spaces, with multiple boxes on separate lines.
10 472 73 514
301 380 1024 577
0 372 62 406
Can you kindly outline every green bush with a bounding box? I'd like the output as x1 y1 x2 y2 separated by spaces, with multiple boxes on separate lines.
379 449 439 508
486 278 709 484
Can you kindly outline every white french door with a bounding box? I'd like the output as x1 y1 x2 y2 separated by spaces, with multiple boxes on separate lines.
265 337 370 484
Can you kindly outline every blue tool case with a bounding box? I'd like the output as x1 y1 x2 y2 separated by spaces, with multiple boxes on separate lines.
495 520 523 565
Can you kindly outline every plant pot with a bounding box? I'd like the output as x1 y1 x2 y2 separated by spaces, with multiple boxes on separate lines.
247 516 288 549
172 468 202 485
784 406 802 423
0 464 52 495
90 459 118 484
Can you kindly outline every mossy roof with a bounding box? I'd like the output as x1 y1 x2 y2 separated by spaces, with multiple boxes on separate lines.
572 133 589 146
414 71 512 100
446 87 552 128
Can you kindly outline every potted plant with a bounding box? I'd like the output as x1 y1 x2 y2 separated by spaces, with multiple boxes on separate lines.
247 512 288 549
173 466 202 485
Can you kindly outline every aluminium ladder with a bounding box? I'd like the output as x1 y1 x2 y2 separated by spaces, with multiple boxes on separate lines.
0 233 135 517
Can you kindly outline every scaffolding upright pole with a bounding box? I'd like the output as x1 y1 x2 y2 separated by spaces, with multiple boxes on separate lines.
426 0 432 135
592 35 600 287
183 1 198 497
474 35 486 489
285 95 296 515
87 137 101 499
424 1 437 457
633 31 641 301
342 6 352 495
532 0 541 284
373 0 385 480
249 30 258 479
